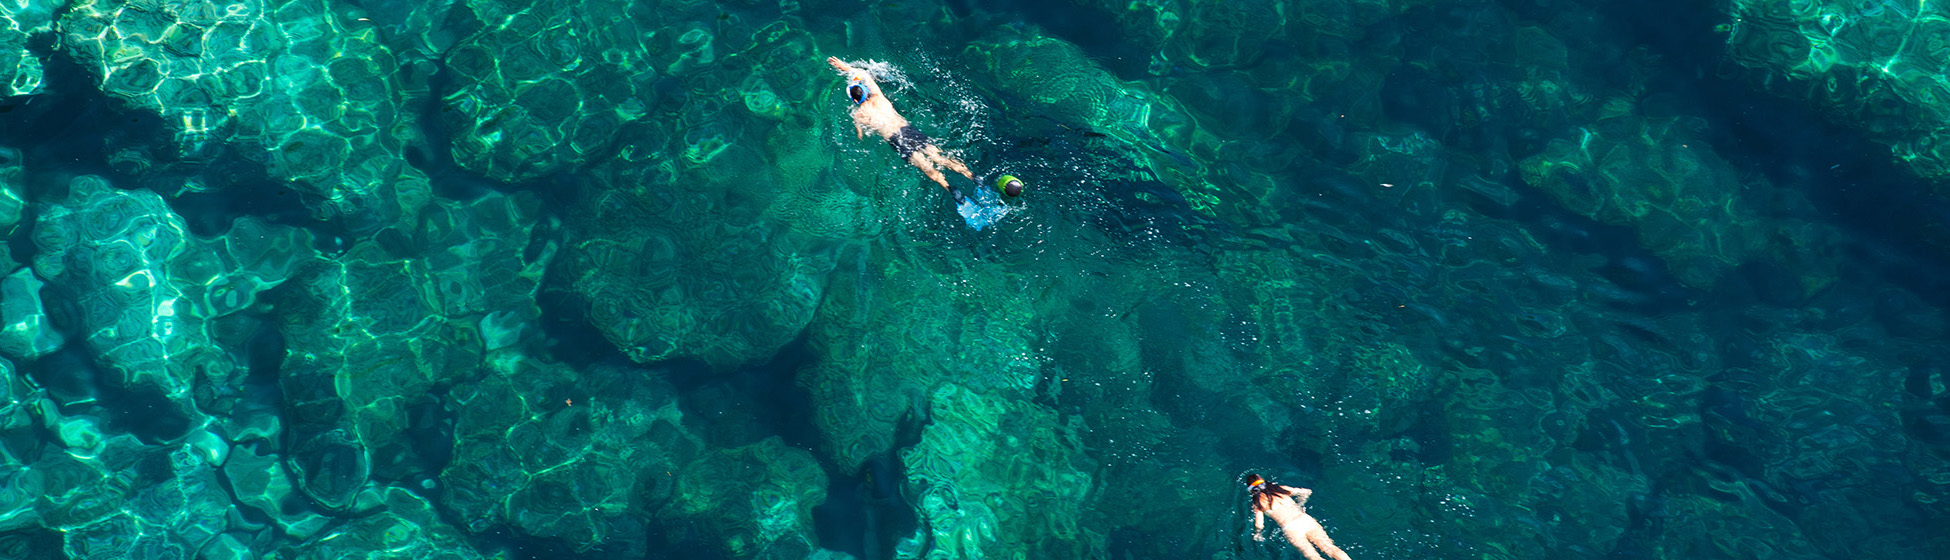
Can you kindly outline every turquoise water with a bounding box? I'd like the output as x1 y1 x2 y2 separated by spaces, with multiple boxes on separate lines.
3 0 1950 558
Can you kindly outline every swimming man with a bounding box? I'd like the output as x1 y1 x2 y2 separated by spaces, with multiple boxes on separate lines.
1245 473 1351 560
827 56 975 203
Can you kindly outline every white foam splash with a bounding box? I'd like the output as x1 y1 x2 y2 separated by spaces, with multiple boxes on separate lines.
848 59 912 93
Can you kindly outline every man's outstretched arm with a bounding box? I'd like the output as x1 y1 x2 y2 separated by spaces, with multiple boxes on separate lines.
827 56 851 73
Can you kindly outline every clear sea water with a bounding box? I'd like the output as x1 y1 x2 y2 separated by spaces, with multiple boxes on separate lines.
1 0 1948 559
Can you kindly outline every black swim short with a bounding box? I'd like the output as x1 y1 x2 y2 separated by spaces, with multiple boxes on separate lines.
888 125 931 159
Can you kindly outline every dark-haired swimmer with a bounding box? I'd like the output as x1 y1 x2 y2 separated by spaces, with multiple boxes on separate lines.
1245 473 1351 560
828 56 975 203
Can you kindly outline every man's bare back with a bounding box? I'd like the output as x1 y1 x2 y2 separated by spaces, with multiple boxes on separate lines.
1247 474 1351 560
827 57 974 200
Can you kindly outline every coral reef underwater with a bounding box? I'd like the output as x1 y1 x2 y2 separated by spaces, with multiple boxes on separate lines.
0 0 1947 558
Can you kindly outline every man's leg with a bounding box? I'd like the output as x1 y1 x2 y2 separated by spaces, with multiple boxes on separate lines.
925 146 974 179
908 153 951 190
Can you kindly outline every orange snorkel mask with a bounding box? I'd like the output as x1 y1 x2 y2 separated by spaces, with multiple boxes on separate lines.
1244 474 1267 491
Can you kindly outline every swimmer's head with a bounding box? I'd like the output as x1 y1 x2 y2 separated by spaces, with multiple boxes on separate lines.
845 71 875 104
1243 473 1268 492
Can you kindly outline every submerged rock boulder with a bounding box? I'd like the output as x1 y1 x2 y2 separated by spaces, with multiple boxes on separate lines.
0 0 56 97
663 436 825 559
60 0 433 228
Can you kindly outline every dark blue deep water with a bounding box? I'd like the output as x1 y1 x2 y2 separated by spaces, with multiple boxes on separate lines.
2 0 1949 559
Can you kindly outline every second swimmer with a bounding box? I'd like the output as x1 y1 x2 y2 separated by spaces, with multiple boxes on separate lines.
1245 473 1351 560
